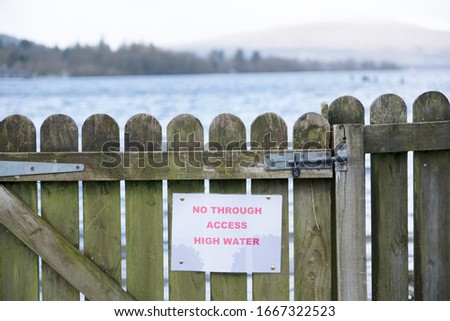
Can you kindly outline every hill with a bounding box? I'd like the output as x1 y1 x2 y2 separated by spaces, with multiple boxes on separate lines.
0 34 21 46
181 20 450 67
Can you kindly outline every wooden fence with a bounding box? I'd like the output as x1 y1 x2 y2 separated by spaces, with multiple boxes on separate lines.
0 91 448 301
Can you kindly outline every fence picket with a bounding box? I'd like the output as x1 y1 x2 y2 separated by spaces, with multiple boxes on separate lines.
250 113 289 300
41 114 80 300
209 113 247 300
293 112 332 300
370 94 408 300
329 96 367 300
125 114 164 300
0 115 38 300
82 114 122 299
167 114 205 300
413 91 450 300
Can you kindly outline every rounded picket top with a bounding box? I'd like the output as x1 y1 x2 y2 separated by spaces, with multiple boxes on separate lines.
167 113 204 150
41 114 78 152
0 114 36 152
209 113 246 150
82 114 120 151
250 112 287 150
125 113 162 151
370 94 407 125
328 95 364 125
293 112 330 149
413 91 450 122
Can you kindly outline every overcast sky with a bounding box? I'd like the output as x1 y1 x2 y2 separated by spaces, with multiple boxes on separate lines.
1 0 450 49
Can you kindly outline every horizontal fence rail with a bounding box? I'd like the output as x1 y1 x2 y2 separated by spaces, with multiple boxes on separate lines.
363 120 450 153
0 116 448 182
0 91 449 301
0 150 334 181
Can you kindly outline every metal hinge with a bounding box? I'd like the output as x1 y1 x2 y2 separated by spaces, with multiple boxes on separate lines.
0 161 84 178
264 144 348 177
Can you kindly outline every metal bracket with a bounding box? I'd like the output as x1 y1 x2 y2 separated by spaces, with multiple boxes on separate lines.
264 145 348 177
0 161 84 178
334 142 348 172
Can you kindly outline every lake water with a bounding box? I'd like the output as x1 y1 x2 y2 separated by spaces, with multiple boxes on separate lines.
1 68 450 300
2 68 450 132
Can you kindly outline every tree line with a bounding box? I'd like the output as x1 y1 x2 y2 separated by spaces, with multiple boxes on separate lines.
0 37 398 77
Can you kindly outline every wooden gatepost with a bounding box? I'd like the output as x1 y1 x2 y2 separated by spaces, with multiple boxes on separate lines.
0 91 449 301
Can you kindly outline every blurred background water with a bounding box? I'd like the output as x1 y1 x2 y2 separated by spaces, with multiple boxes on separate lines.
2 68 450 131
1 68 449 300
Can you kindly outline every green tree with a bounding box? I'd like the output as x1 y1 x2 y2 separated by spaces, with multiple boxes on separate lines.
233 48 246 72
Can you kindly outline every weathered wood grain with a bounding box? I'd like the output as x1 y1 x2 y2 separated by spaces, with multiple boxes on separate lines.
82 114 122 299
125 114 164 300
251 112 289 300
329 96 365 125
0 185 133 301
332 124 366 300
209 113 247 301
0 115 39 300
0 91 447 302
370 94 408 300
413 91 450 300
329 96 366 301
293 112 332 300
41 114 80 300
167 114 206 301
364 120 450 153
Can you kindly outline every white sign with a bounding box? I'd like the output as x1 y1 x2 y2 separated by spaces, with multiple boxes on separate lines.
171 193 282 273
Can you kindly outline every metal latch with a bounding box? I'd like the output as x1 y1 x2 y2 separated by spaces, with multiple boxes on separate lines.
333 142 348 172
0 161 84 178
264 145 348 177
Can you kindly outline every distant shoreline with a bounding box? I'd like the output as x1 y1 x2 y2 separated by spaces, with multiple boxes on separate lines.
0 35 399 78
0 67 405 79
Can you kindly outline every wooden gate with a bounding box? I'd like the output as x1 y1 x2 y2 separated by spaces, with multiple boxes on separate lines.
0 91 449 301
